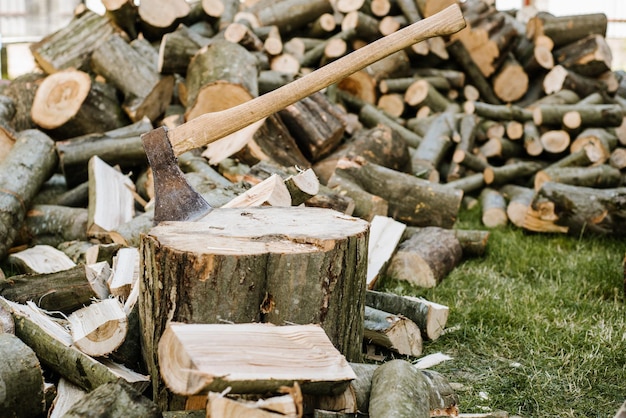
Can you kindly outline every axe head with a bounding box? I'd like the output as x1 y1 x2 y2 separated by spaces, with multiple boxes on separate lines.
142 127 212 224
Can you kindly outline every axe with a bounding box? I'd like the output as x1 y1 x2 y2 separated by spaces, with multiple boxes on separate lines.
142 4 466 223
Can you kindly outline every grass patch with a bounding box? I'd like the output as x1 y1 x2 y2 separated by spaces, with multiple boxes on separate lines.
380 205 626 417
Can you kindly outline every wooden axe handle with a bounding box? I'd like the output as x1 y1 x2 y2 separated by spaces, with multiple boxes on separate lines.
169 4 466 155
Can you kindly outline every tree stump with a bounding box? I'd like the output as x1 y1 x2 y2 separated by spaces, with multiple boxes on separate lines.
139 206 369 410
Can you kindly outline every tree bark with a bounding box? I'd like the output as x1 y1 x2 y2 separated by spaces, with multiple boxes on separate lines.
368 359 429 418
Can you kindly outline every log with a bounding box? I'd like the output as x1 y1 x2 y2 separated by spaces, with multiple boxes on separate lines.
526 12 607 48
543 65 610 98
207 391 300 418
532 104 623 130
48 378 87 418
0 333 45 418
483 160 545 186
68 298 128 357
184 39 259 121
331 157 463 228
279 92 346 162
57 118 152 188
140 206 369 409
245 0 333 34
0 130 58 259
410 111 457 181
492 54 529 103
368 359 429 418
158 24 213 75
103 0 139 39
158 322 356 395
138 0 191 40
529 182 626 236
31 69 129 140
480 187 508 228
534 164 622 191
365 290 449 341
385 226 462 288
363 306 423 357
91 33 175 122
500 184 535 228
109 247 140 299
554 34 612 77
30 10 117 74
14 204 87 248
326 170 389 221
0 263 109 314
0 298 150 393
61 381 160 418
570 128 618 165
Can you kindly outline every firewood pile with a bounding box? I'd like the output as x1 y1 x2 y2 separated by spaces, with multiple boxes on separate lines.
0 0 625 416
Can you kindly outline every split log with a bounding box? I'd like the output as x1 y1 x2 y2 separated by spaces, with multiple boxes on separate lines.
368 359 429 418
158 322 356 396
0 263 110 314
8 244 74 274
207 391 300 418
48 378 87 418
331 157 463 227
528 182 626 236
0 333 45 418
365 290 449 341
140 206 369 409
366 215 406 289
56 118 152 188
0 298 150 393
30 10 117 74
31 69 128 140
184 39 258 121
68 298 127 357
91 33 175 122
87 156 136 239
221 173 291 208
363 306 423 357
61 381 160 418
0 130 58 259
385 226 463 288
109 247 140 300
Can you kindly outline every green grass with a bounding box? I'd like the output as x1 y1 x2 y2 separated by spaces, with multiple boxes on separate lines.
379 206 626 418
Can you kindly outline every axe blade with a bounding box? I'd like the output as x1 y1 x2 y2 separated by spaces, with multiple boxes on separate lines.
142 127 212 224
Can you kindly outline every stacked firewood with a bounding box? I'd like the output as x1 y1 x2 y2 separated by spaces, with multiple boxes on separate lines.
0 0 625 416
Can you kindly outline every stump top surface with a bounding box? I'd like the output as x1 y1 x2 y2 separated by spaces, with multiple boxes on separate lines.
147 206 370 254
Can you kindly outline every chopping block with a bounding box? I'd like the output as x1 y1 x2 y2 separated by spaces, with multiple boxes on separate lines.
138 206 369 410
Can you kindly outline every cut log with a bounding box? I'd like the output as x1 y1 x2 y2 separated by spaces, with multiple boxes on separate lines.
30 10 117 74
69 297 128 357
410 111 456 181
500 184 535 228
386 226 463 288
0 298 150 393
0 130 58 259
158 322 356 395
137 0 191 40
331 157 463 228
483 160 545 186
158 24 213 76
368 359 429 418
0 333 45 418
221 173 292 208
87 156 136 239
533 104 623 130
0 265 108 314
103 0 139 39
480 187 508 228
570 128 618 164
492 54 529 103
365 290 449 341
363 306 423 357
15 204 88 248
554 34 612 77
48 378 87 418
61 381 160 418
207 391 300 418
366 215 406 289
245 0 333 34
326 170 389 221
91 34 174 123
185 40 258 121
543 65 610 98
140 206 369 409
